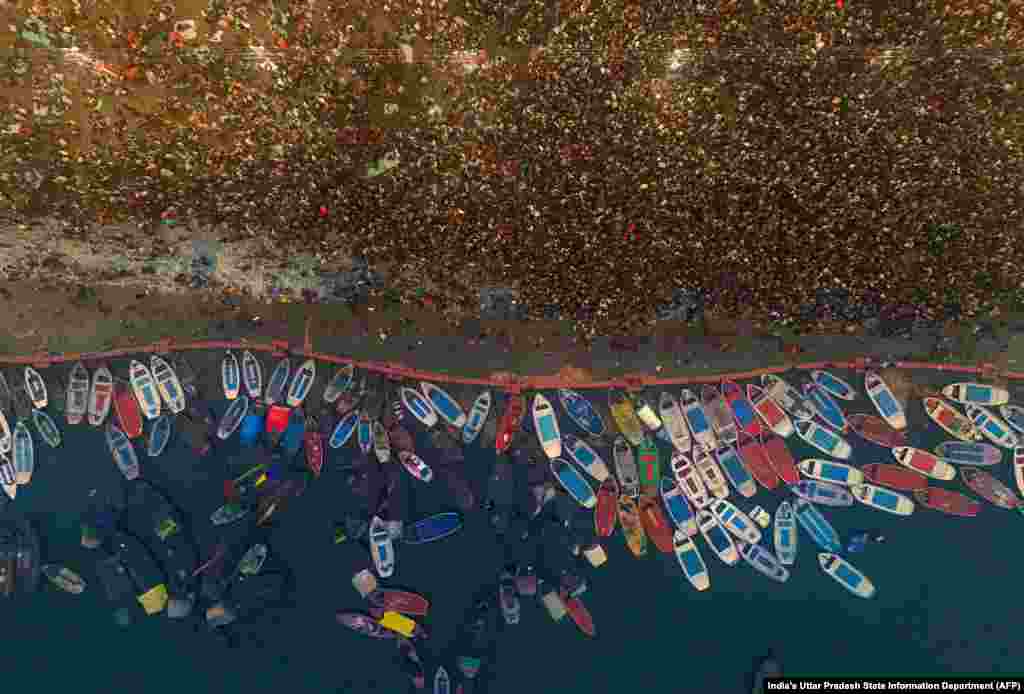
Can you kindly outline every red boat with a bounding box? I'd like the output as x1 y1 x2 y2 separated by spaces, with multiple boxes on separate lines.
961 467 1020 510
761 434 800 485
560 593 595 637
113 384 143 439
736 430 780 490
848 414 907 448
861 463 927 491
914 487 981 517
638 495 674 553
722 380 763 436
496 395 525 454
265 404 291 434
367 589 430 617
304 416 324 478
595 477 618 537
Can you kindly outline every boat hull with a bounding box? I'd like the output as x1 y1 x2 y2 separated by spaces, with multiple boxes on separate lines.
861 463 928 491
914 488 980 517
848 413 908 448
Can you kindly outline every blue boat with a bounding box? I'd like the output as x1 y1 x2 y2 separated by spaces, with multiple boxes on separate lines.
281 408 305 456
420 382 467 429
714 444 756 498
792 498 842 553
403 512 463 545
810 370 857 401
659 477 697 537
146 415 172 458
1000 404 1024 437
791 479 854 507
557 388 605 437
401 387 438 428
934 440 1002 466
357 411 373 454
265 358 291 406
239 405 265 446
550 458 596 508
563 433 611 481
329 410 359 449
803 382 848 432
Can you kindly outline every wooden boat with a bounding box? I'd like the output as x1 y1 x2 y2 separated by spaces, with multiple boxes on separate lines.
434 666 451 694
557 388 605 437
660 477 697 537
749 505 771 528
106 423 140 480
942 382 1010 406
633 393 663 432
761 434 800 484
794 420 852 460
960 466 1020 509
401 386 438 429
369 516 395 578
618 495 646 558
462 390 491 444
372 420 391 463
709 499 761 544
149 356 185 414
637 436 660 493
499 570 520 625
861 463 928 491
658 390 692 452
357 411 373 454
721 380 763 436
773 501 798 566
810 370 857 401
532 393 561 459
697 509 739 565
31 409 61 448
798 459 863 486
935 441 1002 466
738 541 789 583
608 390 645 446
420 382 466 429
24 366 47 409
914 487 981 517
818 553 876 599
551 458 596 508
864 370 906 430
323 364 354 404
747 383 794 438
673 529 710 591
264 358 291 406
760 374 815 421
736 430 780 490
286 359 316 408
216 395 249 440
329 410 359 449
670 450 710 509
693 445 729 500
563 434 611 482
0 410 10 456
12 420 33 485
403 512 462 544
802 382 848 432
0 455 14 500
562 593 596 637
398 451 433 483
304 415 325 478
0 372 10 414
1001 404 1024 436
129 360 160 420
221 351 240 400
368 589 430 617
923 398 979 442
714 444 756 498
793 498 842 553
240 350 262 399
336 611 395 639
113 383 143 439
892 446 956 481
701 385 738 446
639 495 674 553
791 479 854 507
847 413 907 448
146 415 171 457
595 476 618 537
613 436 640 497
1016 447 1024 498
680 388 718 452
851 483 914 515
88 366 113 427
965 404 1018 449
42 564 86 594
495 393 525 453
65 362 89 425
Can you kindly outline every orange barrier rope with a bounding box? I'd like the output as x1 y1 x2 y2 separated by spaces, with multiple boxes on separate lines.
0 338 1017 388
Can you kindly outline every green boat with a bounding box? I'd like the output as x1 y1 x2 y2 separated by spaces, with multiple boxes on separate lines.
210 503 249 527
637 436 660 493
31 409 61 448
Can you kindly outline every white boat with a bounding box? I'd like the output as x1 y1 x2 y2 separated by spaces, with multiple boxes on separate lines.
146 414 172 458
1014 447 1024 498
791 480 855 507
323 364 354 403
924 397 980 442
673 529 710 591
773 501 798 566
419 382 467 429
329 410 360 449
613 436 640 497
810 370 857 401
942 382 1010 406
87 365 113 427
129 360 161 420
693 445 729 500
633 393 663 432
462 390 491 444
532 393 562 459
864 370 906 430
1001 404 1024 437
749 505 772 528
241 351 263 399
0 456 16 500
660 477 698 537
12 420 33 485
373 420 391 463
264 358 291 406
398 450 433 483
892 446 956 481
697 509 739 565
434 666 451 694
797 459 863 486
550 458 597 508
24 366 47 409
680 389 718 452
760 374 815 421
747 383 795 438
818 553 876 599
217 395 249 440
369 516 395 578
658 391 691 453
401 386 438 428
671 450 710 509
563 434 611 482
65 362 90 424
851 483 914 516
709 499 761 544
150 355 185 414
701 385 738 447
284 359 315 408
221 351 240 400
794 420 852 460
965 404 1019 449
714 444 757 498
0 410 9 454
737 541 790 583
106 423 140 480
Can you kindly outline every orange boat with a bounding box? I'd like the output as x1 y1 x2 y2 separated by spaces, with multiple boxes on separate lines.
736 430 780 490
848 414 907 448
496 395 525 454
304 415 324 478
618 496 646 558
761 434 799 485
861 463 927 492
561 593 595 637
595 477 618 538
113 384 143 439
914 487 981 517
638 495 674 553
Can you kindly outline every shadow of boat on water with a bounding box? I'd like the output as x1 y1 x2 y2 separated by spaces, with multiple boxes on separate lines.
748 648 784 694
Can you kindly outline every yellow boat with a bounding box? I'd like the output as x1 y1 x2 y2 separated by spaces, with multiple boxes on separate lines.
609 391 645 446
618 495 647 557
378 610 417 638
137 583 169 615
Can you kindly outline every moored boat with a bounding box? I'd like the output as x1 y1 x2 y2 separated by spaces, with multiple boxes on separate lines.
398 450 433 483
697 508 739 565
792 498 842 553
659 390 692 452
336 611 395 639
129 360 161 420
402 386 439 429
88 366 113 427
222 351 240 400
892 446 956 481
329 410 359 449
323 364 353 404
960 466 1020 510
13 420 34 484
1016 447 1024 498
532 393 561 459
761 374 815 421
736 430 780 490
633 392 663 432
715 443 757 498
660 477 697 537
791 479 854 507
847 413 908 448
722 380 763 437
372 420 391 463
434 666 451 694
264 358 291 406
923 397 978 442
747 383 794 438
818 553 876 599
31 408 61 448
637 436 660 493
794 420 852 460
865 370 906 430
810 370 857 401
608 390 645 446
861 463 928 492
618 495 646 558
495 393 525 453
934 441 1002 466
851 483 915 516
551 458 596 508
639 495 674 553
562 593 596 637
421 382 467 429
613 436 640 498
557 388 605 437
113 382 143 439
150 356 185 414
498 572 520 625
216 396 249 440
65 362 89 425
761 434 800 484
595 476 618 537
942 382 1010 406
403 512 462 544
24 366 47 409
106 423 140 480
0 456 16 500
0 410 11 456
965 404 1019 449
285 359 316 407
1001 404 1024 437
369 516 395 578
802 382 848 432
563 434 610 482
798 459 863 486
241 350 263 399
773 501 798 566
304 415 325 478
693 445 729 500
914 487 981 517
670 449 711 509
709 499 761 544
462 390 492 444
680 388 717 452
737 541 789 583
146 415 171 457
701 385 738 446
673 529 710 591
357 411 373 454
42 564 86 594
